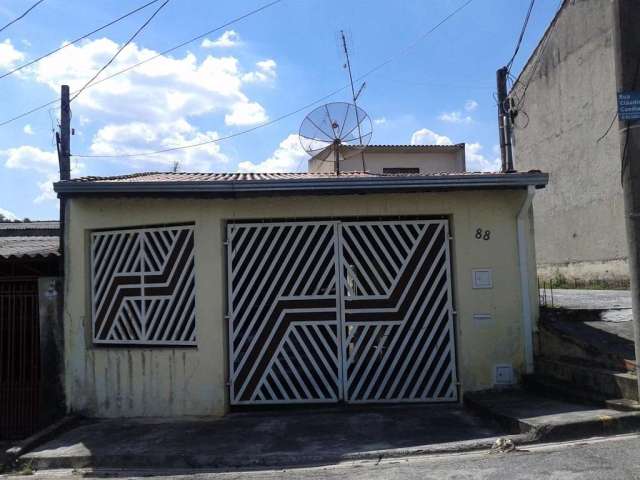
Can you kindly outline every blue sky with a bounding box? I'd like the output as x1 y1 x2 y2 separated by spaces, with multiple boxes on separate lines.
0 0 557 220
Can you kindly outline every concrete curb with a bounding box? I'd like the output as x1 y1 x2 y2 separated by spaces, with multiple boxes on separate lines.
4 416 81 470
464 394 640 443
20 433 534 471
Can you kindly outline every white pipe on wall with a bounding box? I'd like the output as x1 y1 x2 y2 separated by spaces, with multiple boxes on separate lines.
517 185 536 374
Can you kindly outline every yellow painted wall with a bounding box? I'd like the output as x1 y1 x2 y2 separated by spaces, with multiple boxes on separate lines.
63 189 536 417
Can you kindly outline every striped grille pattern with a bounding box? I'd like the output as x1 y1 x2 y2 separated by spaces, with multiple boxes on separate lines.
91 225 196 345
341 221 457 403
228 223 341 404
227 219 457 405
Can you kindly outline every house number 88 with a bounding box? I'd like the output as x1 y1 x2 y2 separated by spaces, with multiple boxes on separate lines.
475 228 491 241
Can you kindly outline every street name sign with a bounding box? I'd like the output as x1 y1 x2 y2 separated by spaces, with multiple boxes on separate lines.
618 91 640 121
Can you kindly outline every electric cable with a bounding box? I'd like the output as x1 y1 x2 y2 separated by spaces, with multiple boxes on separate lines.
70 0 170 103
0 0 162 80
506 0 535 73
0 0 283 127
72 0 475 158
0 0 45 34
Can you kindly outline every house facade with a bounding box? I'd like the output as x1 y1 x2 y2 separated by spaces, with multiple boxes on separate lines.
54 171 546 417
510 0 626 284
309 144 466 174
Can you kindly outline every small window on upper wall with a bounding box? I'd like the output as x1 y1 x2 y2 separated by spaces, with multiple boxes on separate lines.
90 224 196 346
382 167 420 174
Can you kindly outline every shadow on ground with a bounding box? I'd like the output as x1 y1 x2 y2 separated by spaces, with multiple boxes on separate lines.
21 404 507 471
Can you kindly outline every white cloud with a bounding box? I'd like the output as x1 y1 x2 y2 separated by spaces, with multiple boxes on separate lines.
89 119 229 171
2 145 84 203
465 143 500 172
224 101 267 126
373 117 387 125
438 111 472 124
201 30 239 49
0 38 25 69
410 128 453 146
0 207 17 220
242 59 277 83
23 124 34 135
35 173 58 203
2 145 57 173
465 99 479 112
238 134 306 172
30 38 269 127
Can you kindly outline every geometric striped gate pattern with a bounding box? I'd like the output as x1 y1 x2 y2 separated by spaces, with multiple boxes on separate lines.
91 224 196 346
227 219 457 405
227 222 341 404
340 220 457 403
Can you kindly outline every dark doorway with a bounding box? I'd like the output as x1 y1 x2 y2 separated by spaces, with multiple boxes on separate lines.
0 279 40 440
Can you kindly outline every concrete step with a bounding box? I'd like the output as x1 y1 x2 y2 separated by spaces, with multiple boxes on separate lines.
523 373 609 407
537 316 635 373
606 398 640 412
535 356 638 401
465 389 640 443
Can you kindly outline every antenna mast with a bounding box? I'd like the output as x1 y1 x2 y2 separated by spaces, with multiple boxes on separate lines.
341 31 367 171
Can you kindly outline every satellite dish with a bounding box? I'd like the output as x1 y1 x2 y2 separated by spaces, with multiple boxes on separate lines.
299 102 372 174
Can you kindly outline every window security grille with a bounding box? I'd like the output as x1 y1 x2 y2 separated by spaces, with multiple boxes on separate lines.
91 225 196 345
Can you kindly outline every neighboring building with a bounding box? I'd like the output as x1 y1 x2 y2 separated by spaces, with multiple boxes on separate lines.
309 144 466 174
0 221 63 440
510 0 626 283
54 170 547 417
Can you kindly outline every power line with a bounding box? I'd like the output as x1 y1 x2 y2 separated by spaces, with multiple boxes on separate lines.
0 0 162 80
506 0 536 72
0 0 45 34
0 0 283 128
74 87 347 158
73 0 475 159
511 0 563 110
70 0 170 103
352 0 475 83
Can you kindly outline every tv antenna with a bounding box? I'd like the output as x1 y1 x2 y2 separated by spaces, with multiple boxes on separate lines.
299 102 372 175
341 30 367 170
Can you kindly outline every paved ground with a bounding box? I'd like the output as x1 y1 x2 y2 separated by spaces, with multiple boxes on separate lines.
544 288 631 311
20 405 506 470
18 391 640 471
541 288 635 361
7 434 640 479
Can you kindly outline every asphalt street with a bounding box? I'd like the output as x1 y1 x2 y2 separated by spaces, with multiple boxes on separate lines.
7 433 640 479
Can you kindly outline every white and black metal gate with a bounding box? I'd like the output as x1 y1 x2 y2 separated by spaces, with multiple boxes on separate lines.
227 219 457 405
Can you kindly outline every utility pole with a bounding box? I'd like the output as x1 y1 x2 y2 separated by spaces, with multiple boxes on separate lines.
496 67 515 172
56 85 70 259
57 85 71 181
612 0 640 400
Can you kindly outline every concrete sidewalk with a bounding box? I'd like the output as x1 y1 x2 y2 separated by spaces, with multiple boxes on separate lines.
15 392 640 471
17 405 509 470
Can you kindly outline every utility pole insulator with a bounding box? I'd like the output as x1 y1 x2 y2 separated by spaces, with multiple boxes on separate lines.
613 0 640 401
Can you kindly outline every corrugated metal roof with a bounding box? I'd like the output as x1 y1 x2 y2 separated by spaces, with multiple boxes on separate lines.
54 170 549 196
0 221 59 230
0 236 59 259
0 221 59 238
